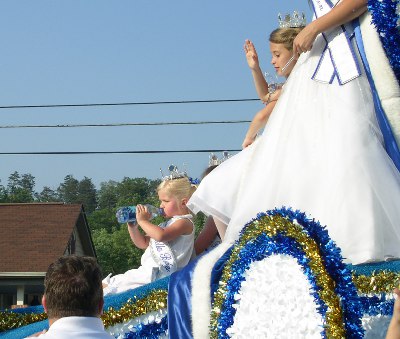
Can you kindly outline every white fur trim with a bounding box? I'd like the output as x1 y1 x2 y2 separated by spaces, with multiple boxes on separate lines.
191 243 231 339
360 12 400 149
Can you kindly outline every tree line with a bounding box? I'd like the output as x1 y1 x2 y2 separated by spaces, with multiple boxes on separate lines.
0 171 205 276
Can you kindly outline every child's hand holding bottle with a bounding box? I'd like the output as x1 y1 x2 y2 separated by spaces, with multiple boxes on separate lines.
135 204 153 224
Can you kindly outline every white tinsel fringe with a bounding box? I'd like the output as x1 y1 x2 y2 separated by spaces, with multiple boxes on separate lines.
227 254 323 338
105 308 167 338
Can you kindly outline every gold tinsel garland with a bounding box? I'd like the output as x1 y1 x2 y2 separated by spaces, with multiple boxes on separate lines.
101 289 168 328
0 311 47 332
210 215 347 339
352 271 400 294
0 289 168 333
1 250 398 335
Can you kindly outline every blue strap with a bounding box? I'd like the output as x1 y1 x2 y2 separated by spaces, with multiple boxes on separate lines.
353 19 400 171
167 245 234 339
167 257 199 339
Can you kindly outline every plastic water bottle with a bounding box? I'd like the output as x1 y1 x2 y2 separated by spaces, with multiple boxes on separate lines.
116 204 163 224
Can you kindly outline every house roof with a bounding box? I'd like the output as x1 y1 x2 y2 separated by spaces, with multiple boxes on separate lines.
0 203 95 273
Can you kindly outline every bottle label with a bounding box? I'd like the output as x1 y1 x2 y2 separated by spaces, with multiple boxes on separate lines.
150 239 177 276
116 206 136 223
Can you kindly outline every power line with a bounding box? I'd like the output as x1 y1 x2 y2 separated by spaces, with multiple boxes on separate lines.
0 120 251 129
0 98 259 110
0 149 241 155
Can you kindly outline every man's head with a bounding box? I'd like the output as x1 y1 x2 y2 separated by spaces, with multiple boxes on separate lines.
42 255 104 319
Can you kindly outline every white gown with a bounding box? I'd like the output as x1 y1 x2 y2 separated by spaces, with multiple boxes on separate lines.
188 23 400 265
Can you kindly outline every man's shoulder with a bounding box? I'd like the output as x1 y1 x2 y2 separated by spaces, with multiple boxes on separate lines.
25 317 113 339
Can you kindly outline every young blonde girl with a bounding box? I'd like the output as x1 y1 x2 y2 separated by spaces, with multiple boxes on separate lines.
103 177 196 296
242 27 304 149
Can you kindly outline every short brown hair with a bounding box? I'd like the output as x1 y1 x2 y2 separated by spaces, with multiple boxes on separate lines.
44 255 103 318
269 27 304 51
201 165 218 179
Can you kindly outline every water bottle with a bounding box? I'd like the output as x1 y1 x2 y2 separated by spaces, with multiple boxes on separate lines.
116 204 163 224
264 72 279 94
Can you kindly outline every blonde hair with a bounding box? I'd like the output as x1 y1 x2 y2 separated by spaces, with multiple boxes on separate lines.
269 27 304 52
157 177 197 201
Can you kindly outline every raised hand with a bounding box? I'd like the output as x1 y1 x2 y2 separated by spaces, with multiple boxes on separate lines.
244 39 260 70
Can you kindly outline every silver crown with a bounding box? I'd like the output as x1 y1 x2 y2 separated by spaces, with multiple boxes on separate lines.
278 11 306 28
160 164 188 181
209 151 231 167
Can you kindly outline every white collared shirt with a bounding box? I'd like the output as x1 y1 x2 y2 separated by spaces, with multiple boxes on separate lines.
25 316 113 339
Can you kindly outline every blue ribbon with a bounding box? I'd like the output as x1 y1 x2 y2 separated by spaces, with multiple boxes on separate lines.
167 257 199 339
353 19 400 171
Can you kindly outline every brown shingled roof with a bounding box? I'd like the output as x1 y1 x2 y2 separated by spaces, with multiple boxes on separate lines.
0 203 93 273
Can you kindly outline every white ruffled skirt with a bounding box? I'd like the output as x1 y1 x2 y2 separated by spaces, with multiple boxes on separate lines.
188 34 400 265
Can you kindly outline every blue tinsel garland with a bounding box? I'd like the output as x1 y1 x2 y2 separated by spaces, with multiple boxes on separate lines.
368 0 400 83
215 207 364 338
124 315 168 339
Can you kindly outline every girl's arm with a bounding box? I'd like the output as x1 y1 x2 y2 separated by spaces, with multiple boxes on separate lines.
387 288 400 339
293 0 368 55
136 205 193 242
127 223 150 249
242 88 281 148
244 39 270 102
243 103 277 148
194 216 218 255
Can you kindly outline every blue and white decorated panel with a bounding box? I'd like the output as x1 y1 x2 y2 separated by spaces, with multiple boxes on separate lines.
1 208 400 338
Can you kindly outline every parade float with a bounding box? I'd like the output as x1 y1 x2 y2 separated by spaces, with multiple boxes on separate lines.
1 207 400 338
1 0 400 337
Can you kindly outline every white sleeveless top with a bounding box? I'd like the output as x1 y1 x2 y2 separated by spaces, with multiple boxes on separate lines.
141 214 195 279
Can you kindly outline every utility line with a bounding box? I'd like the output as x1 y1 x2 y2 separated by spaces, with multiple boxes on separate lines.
0 120 251 129
0 149 241 155
0 98 259 110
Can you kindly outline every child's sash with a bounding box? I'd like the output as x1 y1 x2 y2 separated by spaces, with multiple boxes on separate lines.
150 239 178 276
310 0 361 84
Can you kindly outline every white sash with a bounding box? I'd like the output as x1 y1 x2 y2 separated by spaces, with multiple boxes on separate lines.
310 0 361 84
150 239 178 276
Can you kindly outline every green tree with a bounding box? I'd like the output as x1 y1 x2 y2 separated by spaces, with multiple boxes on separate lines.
7 172 35 203
193 212 207 237
87 208 117 233
57 175 97 213
97 181 119 210
57 175 79 203
93 227 144 276
77 177 97 213
116 177 160 207
0 180 8 202
35 186 59 202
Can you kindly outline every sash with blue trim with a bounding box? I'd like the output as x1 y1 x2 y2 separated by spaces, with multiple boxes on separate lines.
150 239 178 277
310 0 361 84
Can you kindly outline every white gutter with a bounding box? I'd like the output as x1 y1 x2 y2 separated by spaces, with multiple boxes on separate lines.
0 272 46 277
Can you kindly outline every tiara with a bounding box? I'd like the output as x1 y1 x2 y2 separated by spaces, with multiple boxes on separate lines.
278 11 306 28
160 164 200 185
160 164 188 181
209 151 232 167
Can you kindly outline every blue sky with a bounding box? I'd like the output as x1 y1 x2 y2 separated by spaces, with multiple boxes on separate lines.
0 1 312 190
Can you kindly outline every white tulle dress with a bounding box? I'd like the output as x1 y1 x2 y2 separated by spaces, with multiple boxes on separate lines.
188 23 400 265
